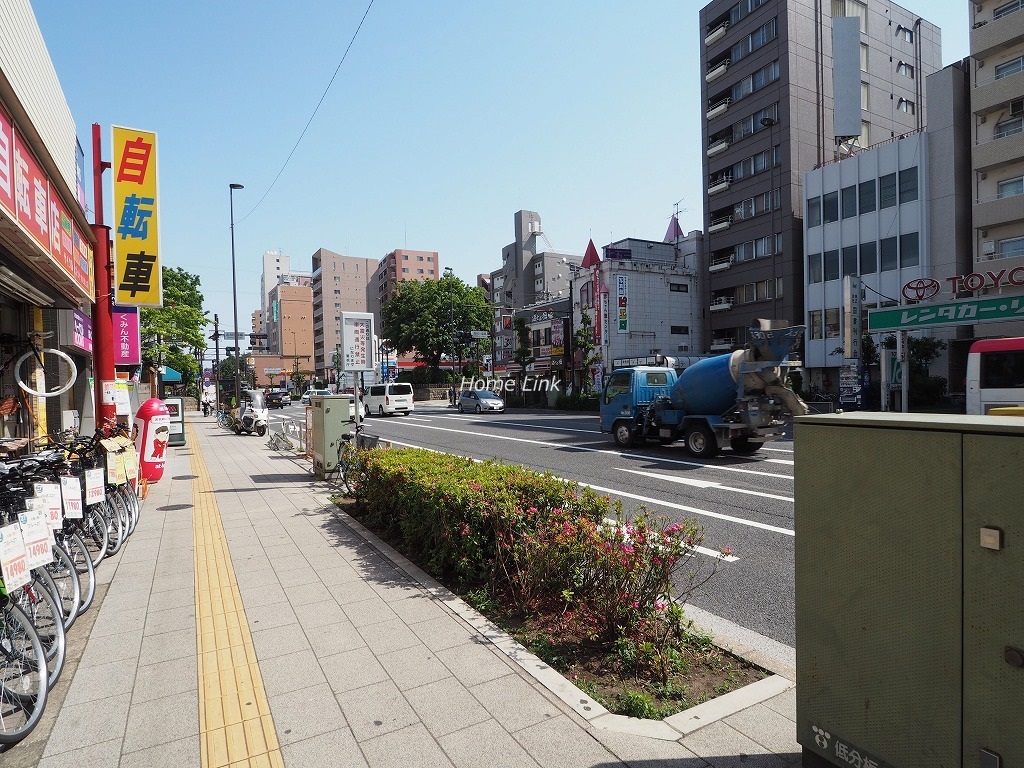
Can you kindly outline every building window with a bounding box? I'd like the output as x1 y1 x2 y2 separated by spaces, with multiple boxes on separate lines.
808 197 822 227
860 42 868 71
995 0 1024 19
998 176 1024 198
731 17 777 63
897 98 915 114
899 167 918 203
861 81 869 110
895 25 914 43
824 250 840 281
669 283 689 292
841 186 857 218
825 308 841 338
995 56 1024 81
402 267 409 273
776 277 784 298
880 237 898 271
808 253 823 283
860 241 877 274
842 246 858 276
999 236 1024 258
739 284 756 303
839 0 867 32
756 279 773 301
731 60 780 103
896 61 915 79
858 179 876 213
879 173 897 209
995 117 1024 139
670 325 689 334
810 310 823 340
900 233 919 267
823 191 839 223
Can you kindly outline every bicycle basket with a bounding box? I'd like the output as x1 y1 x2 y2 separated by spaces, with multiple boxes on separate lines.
356 434 379 450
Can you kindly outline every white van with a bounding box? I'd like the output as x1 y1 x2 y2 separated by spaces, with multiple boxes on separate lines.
363 382 414 416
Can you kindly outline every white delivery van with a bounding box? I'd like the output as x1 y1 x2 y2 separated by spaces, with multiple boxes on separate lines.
363 382 414 416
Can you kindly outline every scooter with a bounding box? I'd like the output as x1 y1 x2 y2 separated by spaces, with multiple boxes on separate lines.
234 389 269 437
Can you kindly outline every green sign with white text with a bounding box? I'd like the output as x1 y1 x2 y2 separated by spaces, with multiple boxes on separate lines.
868 295 1024 332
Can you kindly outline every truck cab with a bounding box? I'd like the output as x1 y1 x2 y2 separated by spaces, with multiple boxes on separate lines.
600 367 678 446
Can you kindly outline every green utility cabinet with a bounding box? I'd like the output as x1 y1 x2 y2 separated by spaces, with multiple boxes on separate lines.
795 413 1023 768
311 394 352 479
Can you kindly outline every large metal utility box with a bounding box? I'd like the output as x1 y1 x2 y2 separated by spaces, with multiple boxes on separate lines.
311 394 352 479
795 412 1023 768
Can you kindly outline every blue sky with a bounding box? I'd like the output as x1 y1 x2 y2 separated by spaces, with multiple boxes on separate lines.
33 1 970 336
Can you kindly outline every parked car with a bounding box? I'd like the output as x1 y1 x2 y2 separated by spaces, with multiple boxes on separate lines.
300 388 332 406
363 382 415 416
458 389 505 414
265 389 288 408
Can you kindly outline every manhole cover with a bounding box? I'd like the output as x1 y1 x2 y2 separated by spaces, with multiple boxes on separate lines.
156 504 193 512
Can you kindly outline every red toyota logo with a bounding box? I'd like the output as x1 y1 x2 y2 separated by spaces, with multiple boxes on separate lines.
902 278 940 302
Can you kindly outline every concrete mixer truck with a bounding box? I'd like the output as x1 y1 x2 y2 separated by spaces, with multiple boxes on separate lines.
599 321 808 457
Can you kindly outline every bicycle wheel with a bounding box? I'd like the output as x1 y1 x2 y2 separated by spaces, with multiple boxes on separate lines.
43 545 81 630
61 533 96 614
104 495 126 556
80 505 110 568
13 576 66 691
120 481 141 530
118 484 138 537
0 604 49 745
14 346 77 398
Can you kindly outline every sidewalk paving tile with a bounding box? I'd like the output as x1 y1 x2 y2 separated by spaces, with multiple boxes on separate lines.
258 648 328 697
269 682 346 746
436 719 540 768
138 626 196 667
338 679 421 742
36 738 123 768
119 735 200 768
512 715 619 768
376 645 450 691
306 619 366 658
121 689 199 754
131 653 198 704
356 618 422 655
280 728 368 768
41 691 132 757
722 703 802 755
61 656 137 706
469 673 566 733
403 676 490 738
251 622 312 660
360 723 454 768
320 645 389 694
679 720 791 768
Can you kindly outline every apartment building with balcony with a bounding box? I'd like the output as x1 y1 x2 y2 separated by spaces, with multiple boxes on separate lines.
700 0 941 353
311 248 376 382
970 0 1024 340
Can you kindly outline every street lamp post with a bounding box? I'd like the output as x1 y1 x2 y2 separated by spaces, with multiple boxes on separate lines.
229 183 244 411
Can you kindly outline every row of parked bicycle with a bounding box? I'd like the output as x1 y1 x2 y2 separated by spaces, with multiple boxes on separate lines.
0 426 143 746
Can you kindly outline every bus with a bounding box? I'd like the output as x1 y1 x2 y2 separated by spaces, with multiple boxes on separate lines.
966 337 1024 414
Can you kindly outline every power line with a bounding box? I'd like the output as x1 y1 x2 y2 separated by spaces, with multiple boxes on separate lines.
236 0 375 224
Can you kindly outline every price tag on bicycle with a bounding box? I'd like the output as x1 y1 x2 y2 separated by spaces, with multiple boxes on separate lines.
24 498 55 547
0 522 31 592
114 452 127 484
60 475 84 519
106 448 119 485
123 444 139 482
34 481 63 531
17 508 54 568
85 468 105 505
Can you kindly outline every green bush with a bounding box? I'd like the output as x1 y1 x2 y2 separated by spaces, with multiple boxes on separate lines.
354 448 720 644
554 394 599 411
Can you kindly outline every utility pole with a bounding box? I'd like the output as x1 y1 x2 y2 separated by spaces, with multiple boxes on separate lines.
90 124 116 426
210 314 221 409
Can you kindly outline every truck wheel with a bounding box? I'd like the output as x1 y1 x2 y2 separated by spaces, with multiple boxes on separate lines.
612 420 635 448
684 424 718 458
730 438 763 455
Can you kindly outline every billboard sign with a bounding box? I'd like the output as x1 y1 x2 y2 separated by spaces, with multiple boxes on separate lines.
112 126 162 307
341 312 374 371
112 305 142 365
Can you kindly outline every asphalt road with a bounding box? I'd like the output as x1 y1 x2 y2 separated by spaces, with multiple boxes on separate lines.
267 402 797 647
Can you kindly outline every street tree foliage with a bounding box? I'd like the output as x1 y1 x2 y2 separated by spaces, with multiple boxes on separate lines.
381 275 492 375
573 309 601 396
140 267 206 396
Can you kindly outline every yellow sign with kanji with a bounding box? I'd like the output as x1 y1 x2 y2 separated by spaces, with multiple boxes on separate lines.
112 126 162 307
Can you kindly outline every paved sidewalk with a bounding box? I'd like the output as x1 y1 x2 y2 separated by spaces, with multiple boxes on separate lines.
29 411 803 768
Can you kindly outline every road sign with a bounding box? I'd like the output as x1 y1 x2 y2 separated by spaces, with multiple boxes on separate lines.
868 295 1024 332
470 330 488 339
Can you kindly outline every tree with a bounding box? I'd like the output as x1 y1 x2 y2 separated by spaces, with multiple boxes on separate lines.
380 275 492 378
140 267 207 397
573 309 601 396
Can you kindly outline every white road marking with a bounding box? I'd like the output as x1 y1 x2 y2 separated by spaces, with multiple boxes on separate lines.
371 438 794 537
368 420 793 481
614 468 794 503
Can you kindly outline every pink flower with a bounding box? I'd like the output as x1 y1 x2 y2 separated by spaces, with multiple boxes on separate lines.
664 522 683 535
619 544 634 554
654 600 668 612
631 601 639 609
721 545 733 557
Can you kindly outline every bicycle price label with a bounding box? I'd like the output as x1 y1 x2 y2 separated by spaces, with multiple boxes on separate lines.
85 468 105 505
123 444 139 482
0 522 30 591
106 450 119 485
60 475 84 519
33 482 63 531
114 452 127 485
23 498 55 547
17 508 54 568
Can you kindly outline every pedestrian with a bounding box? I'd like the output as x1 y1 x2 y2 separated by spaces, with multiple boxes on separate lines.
201 391 211 417
447 386 455 406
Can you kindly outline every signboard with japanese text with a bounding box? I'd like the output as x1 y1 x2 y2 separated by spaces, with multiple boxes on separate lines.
0 522 30 592
0 104 93 298
616 275 628 333
112 305 142 364
112 126 162 307
868 295 1024 332
341 312 374 372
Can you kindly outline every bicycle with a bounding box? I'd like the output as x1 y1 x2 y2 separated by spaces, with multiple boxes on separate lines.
330 425 379 496
0 333 77 398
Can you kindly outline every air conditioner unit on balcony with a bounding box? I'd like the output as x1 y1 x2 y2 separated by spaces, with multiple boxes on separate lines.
1012 99 1024 117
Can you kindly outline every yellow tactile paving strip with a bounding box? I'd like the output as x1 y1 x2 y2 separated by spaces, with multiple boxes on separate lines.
187 422 284 768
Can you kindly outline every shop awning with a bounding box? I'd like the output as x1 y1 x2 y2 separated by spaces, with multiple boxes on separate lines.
162 366 182 383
